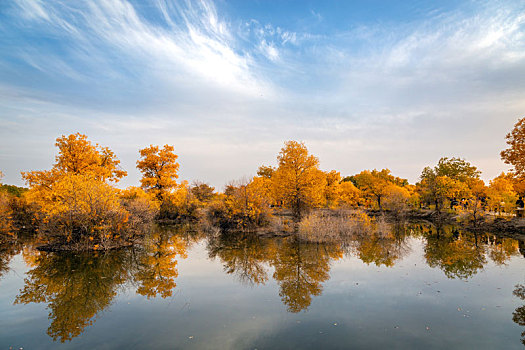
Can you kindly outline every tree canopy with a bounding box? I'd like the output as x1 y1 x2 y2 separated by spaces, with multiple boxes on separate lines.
501 117 525 178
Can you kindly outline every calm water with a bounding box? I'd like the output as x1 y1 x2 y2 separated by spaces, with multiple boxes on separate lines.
1 224 525 349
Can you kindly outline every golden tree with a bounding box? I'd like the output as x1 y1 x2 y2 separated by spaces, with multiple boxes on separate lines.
339 180 360 207
323 170 342 208
212 178 273 230
487 173 518 215
418 157 480 213
272 141 326 219
501 117 525 178
137 145 179 201
0 191 13 237
383 183 411 216
0 171 13 237
20 134 144 249
22 133 126 188
350 169 403 210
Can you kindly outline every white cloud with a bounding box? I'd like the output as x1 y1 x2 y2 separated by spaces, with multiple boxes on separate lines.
1 0 524 187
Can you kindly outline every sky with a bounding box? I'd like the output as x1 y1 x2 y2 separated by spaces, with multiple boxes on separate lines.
0 0 524 190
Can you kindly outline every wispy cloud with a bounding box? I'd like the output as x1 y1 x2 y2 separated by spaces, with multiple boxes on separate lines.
9 0 274 98
0 0 524 187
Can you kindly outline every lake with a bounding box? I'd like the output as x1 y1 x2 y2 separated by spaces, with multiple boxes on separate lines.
1 223 524 349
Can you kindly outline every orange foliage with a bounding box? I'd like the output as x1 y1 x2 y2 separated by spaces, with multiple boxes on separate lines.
272 141 326 218
137 145 179 201
501 117 525 178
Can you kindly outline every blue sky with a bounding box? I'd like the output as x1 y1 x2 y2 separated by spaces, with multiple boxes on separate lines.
0 0 524 189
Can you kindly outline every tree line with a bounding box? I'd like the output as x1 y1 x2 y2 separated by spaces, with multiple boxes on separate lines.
0 117 524 250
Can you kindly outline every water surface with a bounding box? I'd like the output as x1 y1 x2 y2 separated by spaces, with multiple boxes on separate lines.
1 224 524 349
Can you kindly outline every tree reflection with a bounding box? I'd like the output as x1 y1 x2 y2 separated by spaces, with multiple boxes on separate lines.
208 233 269 286
272 237 342 313
0 241 20 280
13 228 188 342
486 236 519 266
519 240 525 259
512 284 525 346
15 250 130 342
133 231 187 298
353 228 409 267
424 227 486 279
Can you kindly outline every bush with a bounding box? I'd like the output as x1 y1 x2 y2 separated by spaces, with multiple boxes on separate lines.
27 174 153 250
157 183 199 222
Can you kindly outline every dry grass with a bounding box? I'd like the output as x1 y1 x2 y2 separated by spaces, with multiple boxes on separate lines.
297 209 376 243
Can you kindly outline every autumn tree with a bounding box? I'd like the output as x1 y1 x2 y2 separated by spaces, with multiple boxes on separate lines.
0 171 13 237
501 117 525 178
383 183 412 217
22 133 126 189
159 182 199 221
137 145 179 201
349 169 405 210
209 178 273 230
190 181 216 203
272 141 326 219
487 173 518 215
418 157 480 214
462 178 487 224
339 180 360 207
20 134 152 249
323 170 342 208
257 165 275 179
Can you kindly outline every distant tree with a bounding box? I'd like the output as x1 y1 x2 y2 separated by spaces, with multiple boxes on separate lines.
137 145 179 201
212 178 272 230
487 173 517 215
339 181 360 207
434 157 481 181
190 181 216 203
272 141 326 219
256 165 275 179
350 169 405 210
323 170 342 208
418 157 480 214
383 184 411 216
0 190 12 236
501 117 525 178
